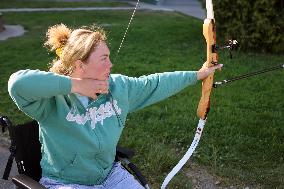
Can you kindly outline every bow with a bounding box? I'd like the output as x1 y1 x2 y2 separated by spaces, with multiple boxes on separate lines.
161 0 218 188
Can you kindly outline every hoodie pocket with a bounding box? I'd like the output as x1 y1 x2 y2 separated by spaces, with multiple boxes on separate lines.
59 153 106 185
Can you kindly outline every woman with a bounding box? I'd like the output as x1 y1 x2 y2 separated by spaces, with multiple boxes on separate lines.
8 24 222 189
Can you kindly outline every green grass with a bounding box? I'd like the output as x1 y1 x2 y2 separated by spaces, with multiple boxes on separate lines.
0 10 283 189
0 0 131 9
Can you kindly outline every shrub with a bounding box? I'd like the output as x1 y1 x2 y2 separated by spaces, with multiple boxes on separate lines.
201 0 283 53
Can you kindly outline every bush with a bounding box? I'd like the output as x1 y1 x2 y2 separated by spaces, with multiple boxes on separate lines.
201 0 283 53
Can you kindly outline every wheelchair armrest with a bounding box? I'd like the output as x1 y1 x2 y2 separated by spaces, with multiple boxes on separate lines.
116 146 135 159
12 174 47 189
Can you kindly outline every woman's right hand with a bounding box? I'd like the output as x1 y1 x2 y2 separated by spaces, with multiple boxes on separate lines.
71 78 109 99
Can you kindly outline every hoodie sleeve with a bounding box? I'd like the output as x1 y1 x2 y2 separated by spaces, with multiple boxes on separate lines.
8 69 72 121
126 71 198 112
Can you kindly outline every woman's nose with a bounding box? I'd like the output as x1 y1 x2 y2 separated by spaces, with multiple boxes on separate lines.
108 60 113 68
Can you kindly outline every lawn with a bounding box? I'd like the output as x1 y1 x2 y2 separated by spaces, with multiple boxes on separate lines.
0 0 131 9
0 8 283 189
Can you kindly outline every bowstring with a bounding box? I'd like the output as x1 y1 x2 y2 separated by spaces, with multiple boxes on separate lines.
110 0 141 125
113 0 141 63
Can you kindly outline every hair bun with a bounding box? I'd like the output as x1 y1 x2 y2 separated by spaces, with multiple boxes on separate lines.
44 23 71 50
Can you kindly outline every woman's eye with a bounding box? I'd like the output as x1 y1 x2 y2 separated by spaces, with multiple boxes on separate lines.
101 55 109 62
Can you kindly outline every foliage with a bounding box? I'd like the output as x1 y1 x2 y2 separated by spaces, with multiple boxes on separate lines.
201 0 284 53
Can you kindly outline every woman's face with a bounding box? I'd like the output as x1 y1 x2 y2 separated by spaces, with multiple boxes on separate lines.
81 42 112 81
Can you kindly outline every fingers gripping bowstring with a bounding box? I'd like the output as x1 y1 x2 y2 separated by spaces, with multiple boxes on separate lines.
114 0 140 62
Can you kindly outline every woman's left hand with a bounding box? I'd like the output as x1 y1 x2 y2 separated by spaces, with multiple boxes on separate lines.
197 62 223 80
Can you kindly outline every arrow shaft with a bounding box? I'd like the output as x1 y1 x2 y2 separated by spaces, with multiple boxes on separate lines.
213 64 283 88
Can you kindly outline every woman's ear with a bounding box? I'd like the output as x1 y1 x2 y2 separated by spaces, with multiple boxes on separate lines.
74 60 85 73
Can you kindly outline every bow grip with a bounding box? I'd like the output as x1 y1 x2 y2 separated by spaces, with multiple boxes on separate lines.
197 18 217 120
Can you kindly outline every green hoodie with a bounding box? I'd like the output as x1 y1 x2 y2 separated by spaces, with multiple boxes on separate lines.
8 69 197 185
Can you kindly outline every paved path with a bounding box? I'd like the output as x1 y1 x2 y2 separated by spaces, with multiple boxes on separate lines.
157 0 205 19
0 25 25 41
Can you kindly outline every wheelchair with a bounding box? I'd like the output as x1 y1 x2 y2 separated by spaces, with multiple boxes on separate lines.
0 115 150 189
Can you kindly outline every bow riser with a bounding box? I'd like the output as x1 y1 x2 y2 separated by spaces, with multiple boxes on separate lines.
197 18 218 120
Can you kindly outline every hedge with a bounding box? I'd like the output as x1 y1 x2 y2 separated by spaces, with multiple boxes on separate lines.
201 0 283 53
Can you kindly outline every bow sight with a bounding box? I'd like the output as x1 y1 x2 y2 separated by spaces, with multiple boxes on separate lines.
213 39 238 60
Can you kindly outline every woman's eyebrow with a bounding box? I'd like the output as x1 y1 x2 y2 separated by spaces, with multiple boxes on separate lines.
100 54 109 58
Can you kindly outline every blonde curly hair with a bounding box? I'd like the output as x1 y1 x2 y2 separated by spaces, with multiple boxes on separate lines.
44 24 107 76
